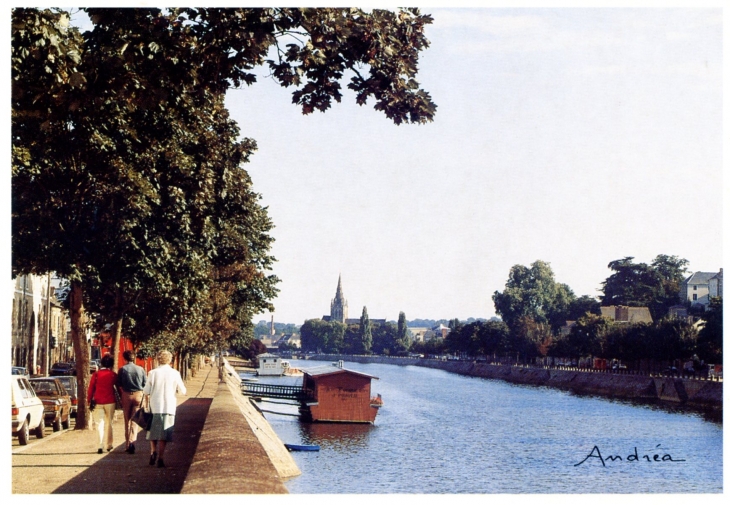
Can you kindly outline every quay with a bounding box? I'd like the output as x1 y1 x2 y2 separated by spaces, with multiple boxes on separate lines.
314 354 723 414
11 359 297 494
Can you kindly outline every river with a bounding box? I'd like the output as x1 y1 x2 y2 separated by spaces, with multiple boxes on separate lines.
241 359 722 493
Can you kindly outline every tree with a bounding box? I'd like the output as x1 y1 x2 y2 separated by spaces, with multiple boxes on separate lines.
359 306 373 354
600 255 688 320
562 314 613 359
492 260 575 334
12 7 436 427
371 322 398 355
697 297 722 363
394 311 410 354
566 295 601 321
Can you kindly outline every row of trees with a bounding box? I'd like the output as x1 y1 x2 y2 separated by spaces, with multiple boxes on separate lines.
300 310 411 355
471 257 721 365
12 7 436 428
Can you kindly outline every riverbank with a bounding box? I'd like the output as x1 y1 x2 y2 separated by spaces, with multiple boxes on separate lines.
12 362 295 494
311 355 722 416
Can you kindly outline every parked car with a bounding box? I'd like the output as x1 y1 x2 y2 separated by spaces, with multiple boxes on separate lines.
11 375 45 445
50 362 75 376
89 360 99 374
51 376 78 418
28 378 71 431
12 366 28 376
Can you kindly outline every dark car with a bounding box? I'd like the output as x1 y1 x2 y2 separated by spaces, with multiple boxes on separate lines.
50 362 75 376
28 377 72 431
51 376 78 417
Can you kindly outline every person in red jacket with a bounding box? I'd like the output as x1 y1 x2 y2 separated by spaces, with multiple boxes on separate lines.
87 354 120 454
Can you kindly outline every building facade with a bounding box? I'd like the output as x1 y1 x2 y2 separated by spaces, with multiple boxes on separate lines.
681 270 723 309
11 274 70 375
323 275 348 323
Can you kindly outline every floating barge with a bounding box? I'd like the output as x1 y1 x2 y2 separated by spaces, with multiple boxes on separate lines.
241 361 383 424
299 362 382 423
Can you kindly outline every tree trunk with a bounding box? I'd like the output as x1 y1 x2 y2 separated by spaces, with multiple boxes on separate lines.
69 281 92 430
109 288 124 371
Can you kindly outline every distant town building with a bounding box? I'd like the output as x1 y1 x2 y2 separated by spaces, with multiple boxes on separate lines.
600 305 653 324
321 275 387 327
322 274 348 323
277 333 301 349
407 325 449 342
681 269 723 309
12 274 70 375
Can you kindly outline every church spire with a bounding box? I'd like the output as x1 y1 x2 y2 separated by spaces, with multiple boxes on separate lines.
330 274 348 323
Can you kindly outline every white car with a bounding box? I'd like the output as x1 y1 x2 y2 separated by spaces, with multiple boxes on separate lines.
11 375 45 445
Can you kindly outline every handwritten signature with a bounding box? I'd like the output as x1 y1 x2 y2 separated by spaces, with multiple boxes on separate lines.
575 444 686 467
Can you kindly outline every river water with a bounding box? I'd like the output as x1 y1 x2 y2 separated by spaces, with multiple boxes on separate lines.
241 359 722 493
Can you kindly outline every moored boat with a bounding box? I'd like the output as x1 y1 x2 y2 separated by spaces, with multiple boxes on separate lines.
284 443 320 452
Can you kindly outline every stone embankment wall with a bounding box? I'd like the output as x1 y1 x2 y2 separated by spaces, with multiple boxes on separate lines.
181 359 299 494
312 355 722 411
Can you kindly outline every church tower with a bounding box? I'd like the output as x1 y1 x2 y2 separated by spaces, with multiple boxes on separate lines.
330 274 348 323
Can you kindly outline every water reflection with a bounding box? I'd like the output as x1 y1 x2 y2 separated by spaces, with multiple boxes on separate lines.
298 421 374 450
241 360 722 493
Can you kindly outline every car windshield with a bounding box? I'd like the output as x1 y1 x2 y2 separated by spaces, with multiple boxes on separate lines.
31 381 57 394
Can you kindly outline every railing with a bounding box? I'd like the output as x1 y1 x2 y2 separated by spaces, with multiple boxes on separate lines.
240 382 309 401
309 354 722 382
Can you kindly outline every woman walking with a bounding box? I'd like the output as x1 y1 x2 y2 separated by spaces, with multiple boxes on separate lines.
143 350 186 468
87 353 119 454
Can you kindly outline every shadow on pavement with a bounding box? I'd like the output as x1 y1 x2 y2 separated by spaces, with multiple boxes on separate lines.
51 397 212 494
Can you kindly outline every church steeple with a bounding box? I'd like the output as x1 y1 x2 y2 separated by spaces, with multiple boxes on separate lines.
330 274 348 323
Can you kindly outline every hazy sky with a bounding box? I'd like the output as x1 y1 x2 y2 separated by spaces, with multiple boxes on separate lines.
226 7 723 325
7 5 724 327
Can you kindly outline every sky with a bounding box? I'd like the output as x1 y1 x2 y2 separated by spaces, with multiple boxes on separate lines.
4 3 725 328
222 6 724 325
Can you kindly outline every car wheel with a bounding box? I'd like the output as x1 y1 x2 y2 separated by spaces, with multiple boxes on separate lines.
62 413 70 430
53 418 62 432
18 419 29 445
35 417 45 438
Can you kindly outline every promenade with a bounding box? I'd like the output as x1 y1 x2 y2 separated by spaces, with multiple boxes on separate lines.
12 364 218 494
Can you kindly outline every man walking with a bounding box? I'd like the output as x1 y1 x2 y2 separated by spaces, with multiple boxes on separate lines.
117 350 147 454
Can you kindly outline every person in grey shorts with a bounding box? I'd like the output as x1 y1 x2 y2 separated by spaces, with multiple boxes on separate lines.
143 350 186 468
116 350 147 454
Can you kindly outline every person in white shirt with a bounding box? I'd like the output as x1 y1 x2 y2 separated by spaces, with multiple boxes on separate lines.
143 350 186 468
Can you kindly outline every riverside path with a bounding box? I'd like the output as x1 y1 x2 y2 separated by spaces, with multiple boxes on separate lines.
12 364 218 494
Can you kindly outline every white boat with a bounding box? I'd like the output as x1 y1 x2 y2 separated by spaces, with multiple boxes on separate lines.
256 353 288 376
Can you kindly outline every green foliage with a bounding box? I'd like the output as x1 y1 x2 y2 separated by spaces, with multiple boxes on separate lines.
697 297 722 363
492 260 575 333
371 322 398 355
358 306 373 354
445 319 510 357
300 319 346 353
13 7 435 359
600 255 688 320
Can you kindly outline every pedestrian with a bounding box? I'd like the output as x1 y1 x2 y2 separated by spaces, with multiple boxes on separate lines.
116 350 147 454
87 353 119 454
143 350 186 468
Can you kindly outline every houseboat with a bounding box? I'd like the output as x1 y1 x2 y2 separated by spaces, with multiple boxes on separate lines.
255 353 290 376
299 362 382 423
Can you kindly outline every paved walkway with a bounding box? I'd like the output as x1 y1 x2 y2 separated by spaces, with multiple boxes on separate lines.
12 364 219 494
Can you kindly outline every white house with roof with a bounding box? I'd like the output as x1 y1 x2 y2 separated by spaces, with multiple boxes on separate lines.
681 270 723 309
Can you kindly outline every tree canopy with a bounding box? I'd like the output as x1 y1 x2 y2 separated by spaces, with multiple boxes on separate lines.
600 255 688 320
12 7 437 428
492 260 575 332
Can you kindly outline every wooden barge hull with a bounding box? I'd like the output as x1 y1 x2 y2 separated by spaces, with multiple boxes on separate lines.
300 365 382 423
